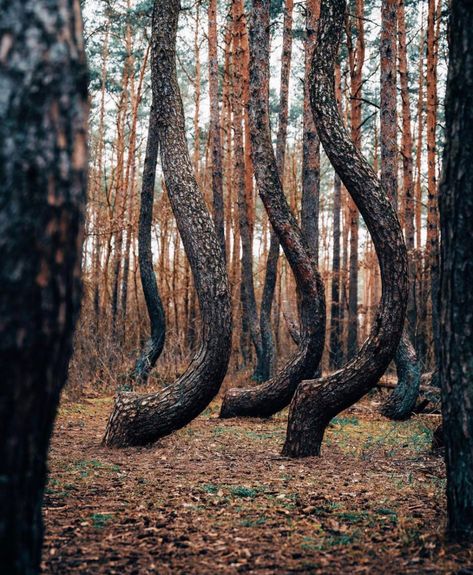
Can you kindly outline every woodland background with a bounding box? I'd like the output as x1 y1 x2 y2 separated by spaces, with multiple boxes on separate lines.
73 0 446 391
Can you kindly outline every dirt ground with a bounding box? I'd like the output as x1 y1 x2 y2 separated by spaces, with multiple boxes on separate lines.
42 392 473 574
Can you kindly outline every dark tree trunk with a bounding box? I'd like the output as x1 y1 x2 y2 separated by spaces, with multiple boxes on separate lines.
381 331 421 420
104 0 232 448
0 1 88 572
254 0 294 383
438 0 473 541
220 0 325 419
208 0 226 258
282 0 408 458
129 108 166 386
379 0 421 420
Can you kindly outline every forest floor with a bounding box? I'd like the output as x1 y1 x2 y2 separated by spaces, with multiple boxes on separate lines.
42 389 473 574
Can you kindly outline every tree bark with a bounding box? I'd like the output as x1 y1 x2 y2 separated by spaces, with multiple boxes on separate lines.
208 0 225 258
346 0 365 360
438 0 473 541
282 0 408 458
104 0 232 448
0 1 88 571
379 0 421 420
254 0 294 382
233 0 263 371
128 107 166 386
220 0 325 419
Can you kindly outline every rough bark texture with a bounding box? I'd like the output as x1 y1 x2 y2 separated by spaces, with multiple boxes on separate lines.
220 0 325 419
208 0 225 258
104 0 232 448
129 108 166 386
254 0 294 383
233 0 263 371
282 0 408 458
302 0 321 263
438 0 473 541
0 1 88 572
379 0 421 420
381 331 421 420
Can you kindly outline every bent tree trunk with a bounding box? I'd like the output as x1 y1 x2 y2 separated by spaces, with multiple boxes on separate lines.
381 330 421 419
104 0 232 447
0 1 88 571
220 0 326 419
438 0 473 541
129 107 166 386
282 0 408 457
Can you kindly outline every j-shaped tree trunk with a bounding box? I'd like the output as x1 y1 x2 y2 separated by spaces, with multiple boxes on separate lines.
438 0 473 541
104 0 232 448
220 0 325 419
0 1 88 572
379 0 420 420
128 107 166 386
282 0 408 457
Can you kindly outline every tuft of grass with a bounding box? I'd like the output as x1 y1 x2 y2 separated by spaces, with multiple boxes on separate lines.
230 486 259 498
202 483 219 494
90 513 114 529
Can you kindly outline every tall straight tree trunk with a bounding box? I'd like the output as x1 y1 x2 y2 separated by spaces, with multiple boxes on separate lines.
439 0 473 540
379 0 421 420
426 0 440 363
104 0 232 448
0 1 88 571
220 0 326 419
302 0 321 264
208 0 226 257
282 0 408 458
233 0 263 370
329 60 344 370
329 173 343 369
301 0 322 377
346 0 365 360
398 0 417 339
254 0 295 382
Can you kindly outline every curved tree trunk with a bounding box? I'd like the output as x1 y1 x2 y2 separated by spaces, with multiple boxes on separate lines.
104 0 232 448
128 107 166 387
220 0 325 419
0 1 88 570
378 0 421 420
282 0 408 457
438 0 473 540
